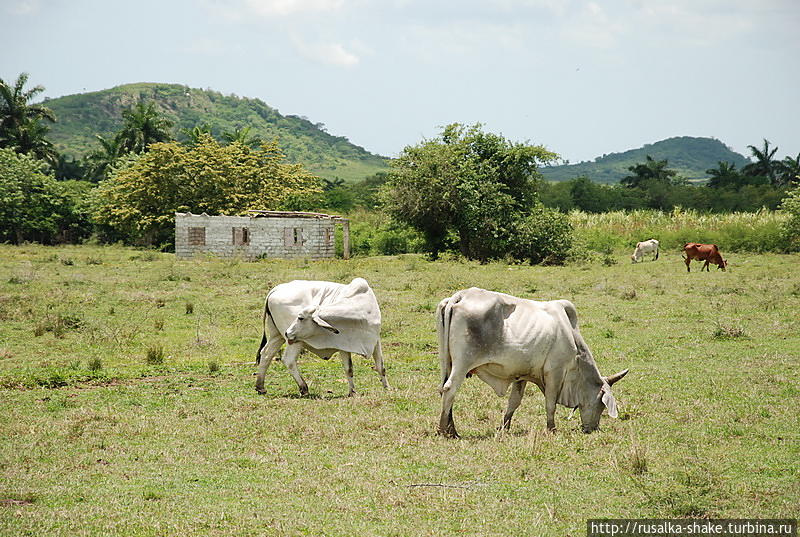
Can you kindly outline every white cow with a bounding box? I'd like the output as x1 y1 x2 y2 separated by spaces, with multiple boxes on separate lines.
436 288 627 437
255 278 389 396
631 239 659 263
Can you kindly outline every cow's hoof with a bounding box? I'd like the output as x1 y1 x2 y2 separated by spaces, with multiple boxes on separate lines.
347 391 357 398
256 387 266 395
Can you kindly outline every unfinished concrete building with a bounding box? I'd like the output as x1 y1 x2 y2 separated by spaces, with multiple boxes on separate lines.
175 210 350 260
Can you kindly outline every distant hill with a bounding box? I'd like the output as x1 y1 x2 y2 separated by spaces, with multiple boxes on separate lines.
540 136 750 184
44 83 388 182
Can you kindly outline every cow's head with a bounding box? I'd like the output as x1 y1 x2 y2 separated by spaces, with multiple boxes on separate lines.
630 254 638 264
579 369 628 433
285 305 339 344
716 256 727 271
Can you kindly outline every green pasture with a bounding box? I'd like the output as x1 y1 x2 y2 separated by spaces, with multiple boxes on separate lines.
1 244 798 536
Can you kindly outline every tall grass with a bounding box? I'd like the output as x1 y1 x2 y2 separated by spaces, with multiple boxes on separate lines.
570 208 788 253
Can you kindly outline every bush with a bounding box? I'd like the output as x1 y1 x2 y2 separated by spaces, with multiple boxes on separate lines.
145 345 164 365
512 205 573 265
338 210 424 257
779 186 800 252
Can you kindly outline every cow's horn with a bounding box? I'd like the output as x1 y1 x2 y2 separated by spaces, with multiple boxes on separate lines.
606 369 629 386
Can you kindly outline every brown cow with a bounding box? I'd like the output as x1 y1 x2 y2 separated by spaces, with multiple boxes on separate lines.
683 242 727 272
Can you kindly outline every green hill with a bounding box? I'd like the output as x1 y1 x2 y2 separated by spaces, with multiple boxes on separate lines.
43 82 388 182
540 136 749 184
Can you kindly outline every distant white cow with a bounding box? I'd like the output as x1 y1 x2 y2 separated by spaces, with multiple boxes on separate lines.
631 239 659 263
436 288 628 437
255 278 389 396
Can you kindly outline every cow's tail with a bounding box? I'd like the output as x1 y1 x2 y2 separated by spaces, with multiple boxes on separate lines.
255 291 274 364
655 245 659 260
436 295 456 392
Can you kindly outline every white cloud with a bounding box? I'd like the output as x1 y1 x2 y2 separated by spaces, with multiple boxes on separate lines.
4 0 40 15
201 0 347 21
560 2 623 50
292 37 360 66
244 0 344 16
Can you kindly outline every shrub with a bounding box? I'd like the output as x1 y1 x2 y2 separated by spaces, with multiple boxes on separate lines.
373 229 409 256
779 186 800 252
511 205 573 265
145 345 164 365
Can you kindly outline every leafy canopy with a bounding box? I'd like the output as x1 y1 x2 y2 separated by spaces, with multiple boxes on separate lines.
0 148 91 244
0 73 58 165
92 134 322 245
383 123 560 261
779 185 800 252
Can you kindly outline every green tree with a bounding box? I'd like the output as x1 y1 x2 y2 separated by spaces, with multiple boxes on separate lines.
382 123 558 261
0 148 65 243
706 161 744 189
743 139 780 187
116 101 173 154
179 123 213 145
0 73 58 164
92 135 322 245
84 134 124 182
776 153 800 186
52 153 86 181
779 184 800 251
221 126 262 148
620 155 680 188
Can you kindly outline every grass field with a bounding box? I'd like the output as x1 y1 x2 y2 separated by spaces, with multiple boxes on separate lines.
1 244 798 536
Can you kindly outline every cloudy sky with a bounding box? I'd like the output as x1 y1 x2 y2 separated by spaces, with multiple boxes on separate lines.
2 0 798 163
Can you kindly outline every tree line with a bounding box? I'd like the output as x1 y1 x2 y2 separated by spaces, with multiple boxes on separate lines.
2 72 799 260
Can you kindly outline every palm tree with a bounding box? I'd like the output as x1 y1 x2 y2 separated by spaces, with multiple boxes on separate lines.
620 156 679 188
116 101 173 154
4 119 59 165
51 153 85 181
0 73 57 163
85 134 123 182
180 124 213 145
221 126 262 148
323 178 345 191
776 153 800 187
706 161 742 189
742 139 780 186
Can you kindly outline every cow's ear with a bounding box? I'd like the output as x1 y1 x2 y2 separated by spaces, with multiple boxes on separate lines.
312 310 340 334
602 390 618 418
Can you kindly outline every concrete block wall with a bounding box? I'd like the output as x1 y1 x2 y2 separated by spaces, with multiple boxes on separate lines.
175 213 336 260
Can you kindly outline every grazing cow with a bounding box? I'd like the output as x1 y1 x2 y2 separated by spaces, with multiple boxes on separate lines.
631 239 660 263
255 278 389 396
436 288 628 437
683 242 727 272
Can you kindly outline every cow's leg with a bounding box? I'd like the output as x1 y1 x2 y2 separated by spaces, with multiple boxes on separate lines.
438 366 468 438
685 257 691 272
340 351 356 397
281 343 308 396
371 340 390 390
502 380 527 430
543 376 559 432
703 259 710 271
255 336 284 394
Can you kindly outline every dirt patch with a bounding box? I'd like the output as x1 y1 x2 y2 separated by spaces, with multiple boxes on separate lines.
0 498 34 506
